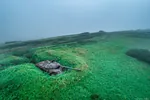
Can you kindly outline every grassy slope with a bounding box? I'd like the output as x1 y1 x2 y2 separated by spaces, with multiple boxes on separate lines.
0 31 150 100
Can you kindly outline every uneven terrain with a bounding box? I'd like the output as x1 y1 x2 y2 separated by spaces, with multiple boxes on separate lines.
0 30 150 100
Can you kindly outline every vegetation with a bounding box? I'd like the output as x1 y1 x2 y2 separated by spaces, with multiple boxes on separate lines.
126 49 150 64
5 41 21 44
0 31 105 50
0 30 150 100
0 56 29 68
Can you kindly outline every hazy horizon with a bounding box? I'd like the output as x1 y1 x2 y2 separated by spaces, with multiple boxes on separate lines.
0 0 150 43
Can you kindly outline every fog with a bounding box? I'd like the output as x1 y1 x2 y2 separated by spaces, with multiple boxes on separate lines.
0 0 150 43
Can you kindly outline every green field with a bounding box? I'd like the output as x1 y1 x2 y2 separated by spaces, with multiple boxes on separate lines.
0 30 150 100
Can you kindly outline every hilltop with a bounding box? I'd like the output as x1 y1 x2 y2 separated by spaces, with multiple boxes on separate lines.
0 30 150 100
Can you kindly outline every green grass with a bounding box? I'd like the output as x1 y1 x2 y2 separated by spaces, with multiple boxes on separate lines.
0 55 29 70
32 49 87 68
0 31 150 100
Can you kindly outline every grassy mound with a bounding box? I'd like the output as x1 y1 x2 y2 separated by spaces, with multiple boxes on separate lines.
0 55 29 70
0 49 88 100
0 63 51 100
32 49 87 70
126 49 150 64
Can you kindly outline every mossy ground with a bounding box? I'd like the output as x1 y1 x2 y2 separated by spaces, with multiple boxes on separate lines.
0 32 150 100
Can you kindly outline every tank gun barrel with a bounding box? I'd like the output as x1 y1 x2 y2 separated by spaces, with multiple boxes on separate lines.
62 66 81 71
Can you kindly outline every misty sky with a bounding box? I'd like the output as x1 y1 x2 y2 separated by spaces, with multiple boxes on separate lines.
0 0 150 43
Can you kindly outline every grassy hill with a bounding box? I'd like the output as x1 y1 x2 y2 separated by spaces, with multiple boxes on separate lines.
0 30 150 100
